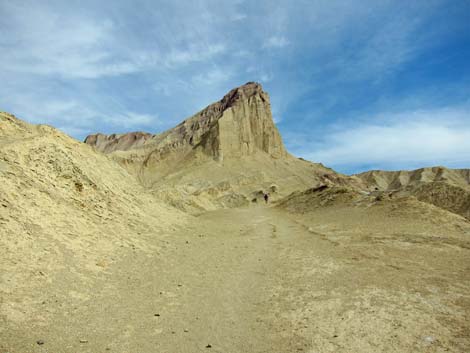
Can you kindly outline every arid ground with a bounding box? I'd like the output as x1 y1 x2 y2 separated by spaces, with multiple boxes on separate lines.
1 83 470 353
2 202 469 353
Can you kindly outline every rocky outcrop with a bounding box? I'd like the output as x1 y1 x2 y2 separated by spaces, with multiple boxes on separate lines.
84 132 152 153
82 82 355 212
84 82 287 161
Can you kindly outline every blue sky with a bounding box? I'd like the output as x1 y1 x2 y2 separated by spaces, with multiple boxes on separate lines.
1 0 469 174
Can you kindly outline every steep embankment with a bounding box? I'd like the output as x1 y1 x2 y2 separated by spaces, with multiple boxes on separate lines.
85 82 362 213
0 112 187 340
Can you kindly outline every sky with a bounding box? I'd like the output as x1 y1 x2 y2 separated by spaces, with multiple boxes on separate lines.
1 0 470 174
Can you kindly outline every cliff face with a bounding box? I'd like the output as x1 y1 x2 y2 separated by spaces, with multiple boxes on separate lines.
210 81 286 160
84 82 287 161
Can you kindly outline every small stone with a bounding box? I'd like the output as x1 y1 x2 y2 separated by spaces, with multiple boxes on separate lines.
79 339 88 343
154 313 160 317
206 344 212 348
184 329 189 332
333 335 338 338
36 340 45 345
423 336 435 345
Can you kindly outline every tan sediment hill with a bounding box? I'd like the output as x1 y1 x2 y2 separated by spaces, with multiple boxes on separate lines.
275 183 470 353
0 112 184 236
356 167 470 219
0 112 187 337
357 167 470 191
85 82 362 212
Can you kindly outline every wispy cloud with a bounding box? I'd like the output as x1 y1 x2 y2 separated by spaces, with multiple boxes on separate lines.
106 112 158 129
0 2 137 79
291 107 470 173
192 68 233 86
263 36 289 49
1 0 469 175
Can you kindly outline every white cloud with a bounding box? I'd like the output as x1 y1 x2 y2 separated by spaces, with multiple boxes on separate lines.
263 36 289 49
260 73 273 83
295 107 470 173
0 2 137 79
0 2 229 79
163 44 226 68
192 68 232 86
56 126 91 139
106 112 157 129
231 13 247 21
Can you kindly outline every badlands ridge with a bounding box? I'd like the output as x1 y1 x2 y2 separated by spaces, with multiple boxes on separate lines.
1 82 469 352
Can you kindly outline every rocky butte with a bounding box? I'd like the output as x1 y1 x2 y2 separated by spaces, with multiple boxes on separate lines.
86 82 286 160
85 82 359 212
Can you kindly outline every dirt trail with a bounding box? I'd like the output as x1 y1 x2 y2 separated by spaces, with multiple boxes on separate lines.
2 206 314 352
2 205 470 353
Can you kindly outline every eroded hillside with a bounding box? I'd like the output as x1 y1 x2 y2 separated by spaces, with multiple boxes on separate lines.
85 83 362 213
0 112 188 347
356 167 470 219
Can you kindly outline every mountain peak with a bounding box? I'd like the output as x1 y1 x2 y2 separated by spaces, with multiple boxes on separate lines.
85 81 285 160
218 82 265 109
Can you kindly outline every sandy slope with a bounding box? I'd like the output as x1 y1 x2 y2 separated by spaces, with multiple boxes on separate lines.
2 203 469 352
0 112 188 352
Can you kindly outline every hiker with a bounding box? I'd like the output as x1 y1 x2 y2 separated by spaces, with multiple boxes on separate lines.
264 193 269 204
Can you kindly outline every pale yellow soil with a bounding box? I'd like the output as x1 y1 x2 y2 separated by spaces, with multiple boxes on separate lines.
2 204 469 353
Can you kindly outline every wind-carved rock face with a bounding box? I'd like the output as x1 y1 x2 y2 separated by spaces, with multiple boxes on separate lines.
213 82 286 160
84 82 287 162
